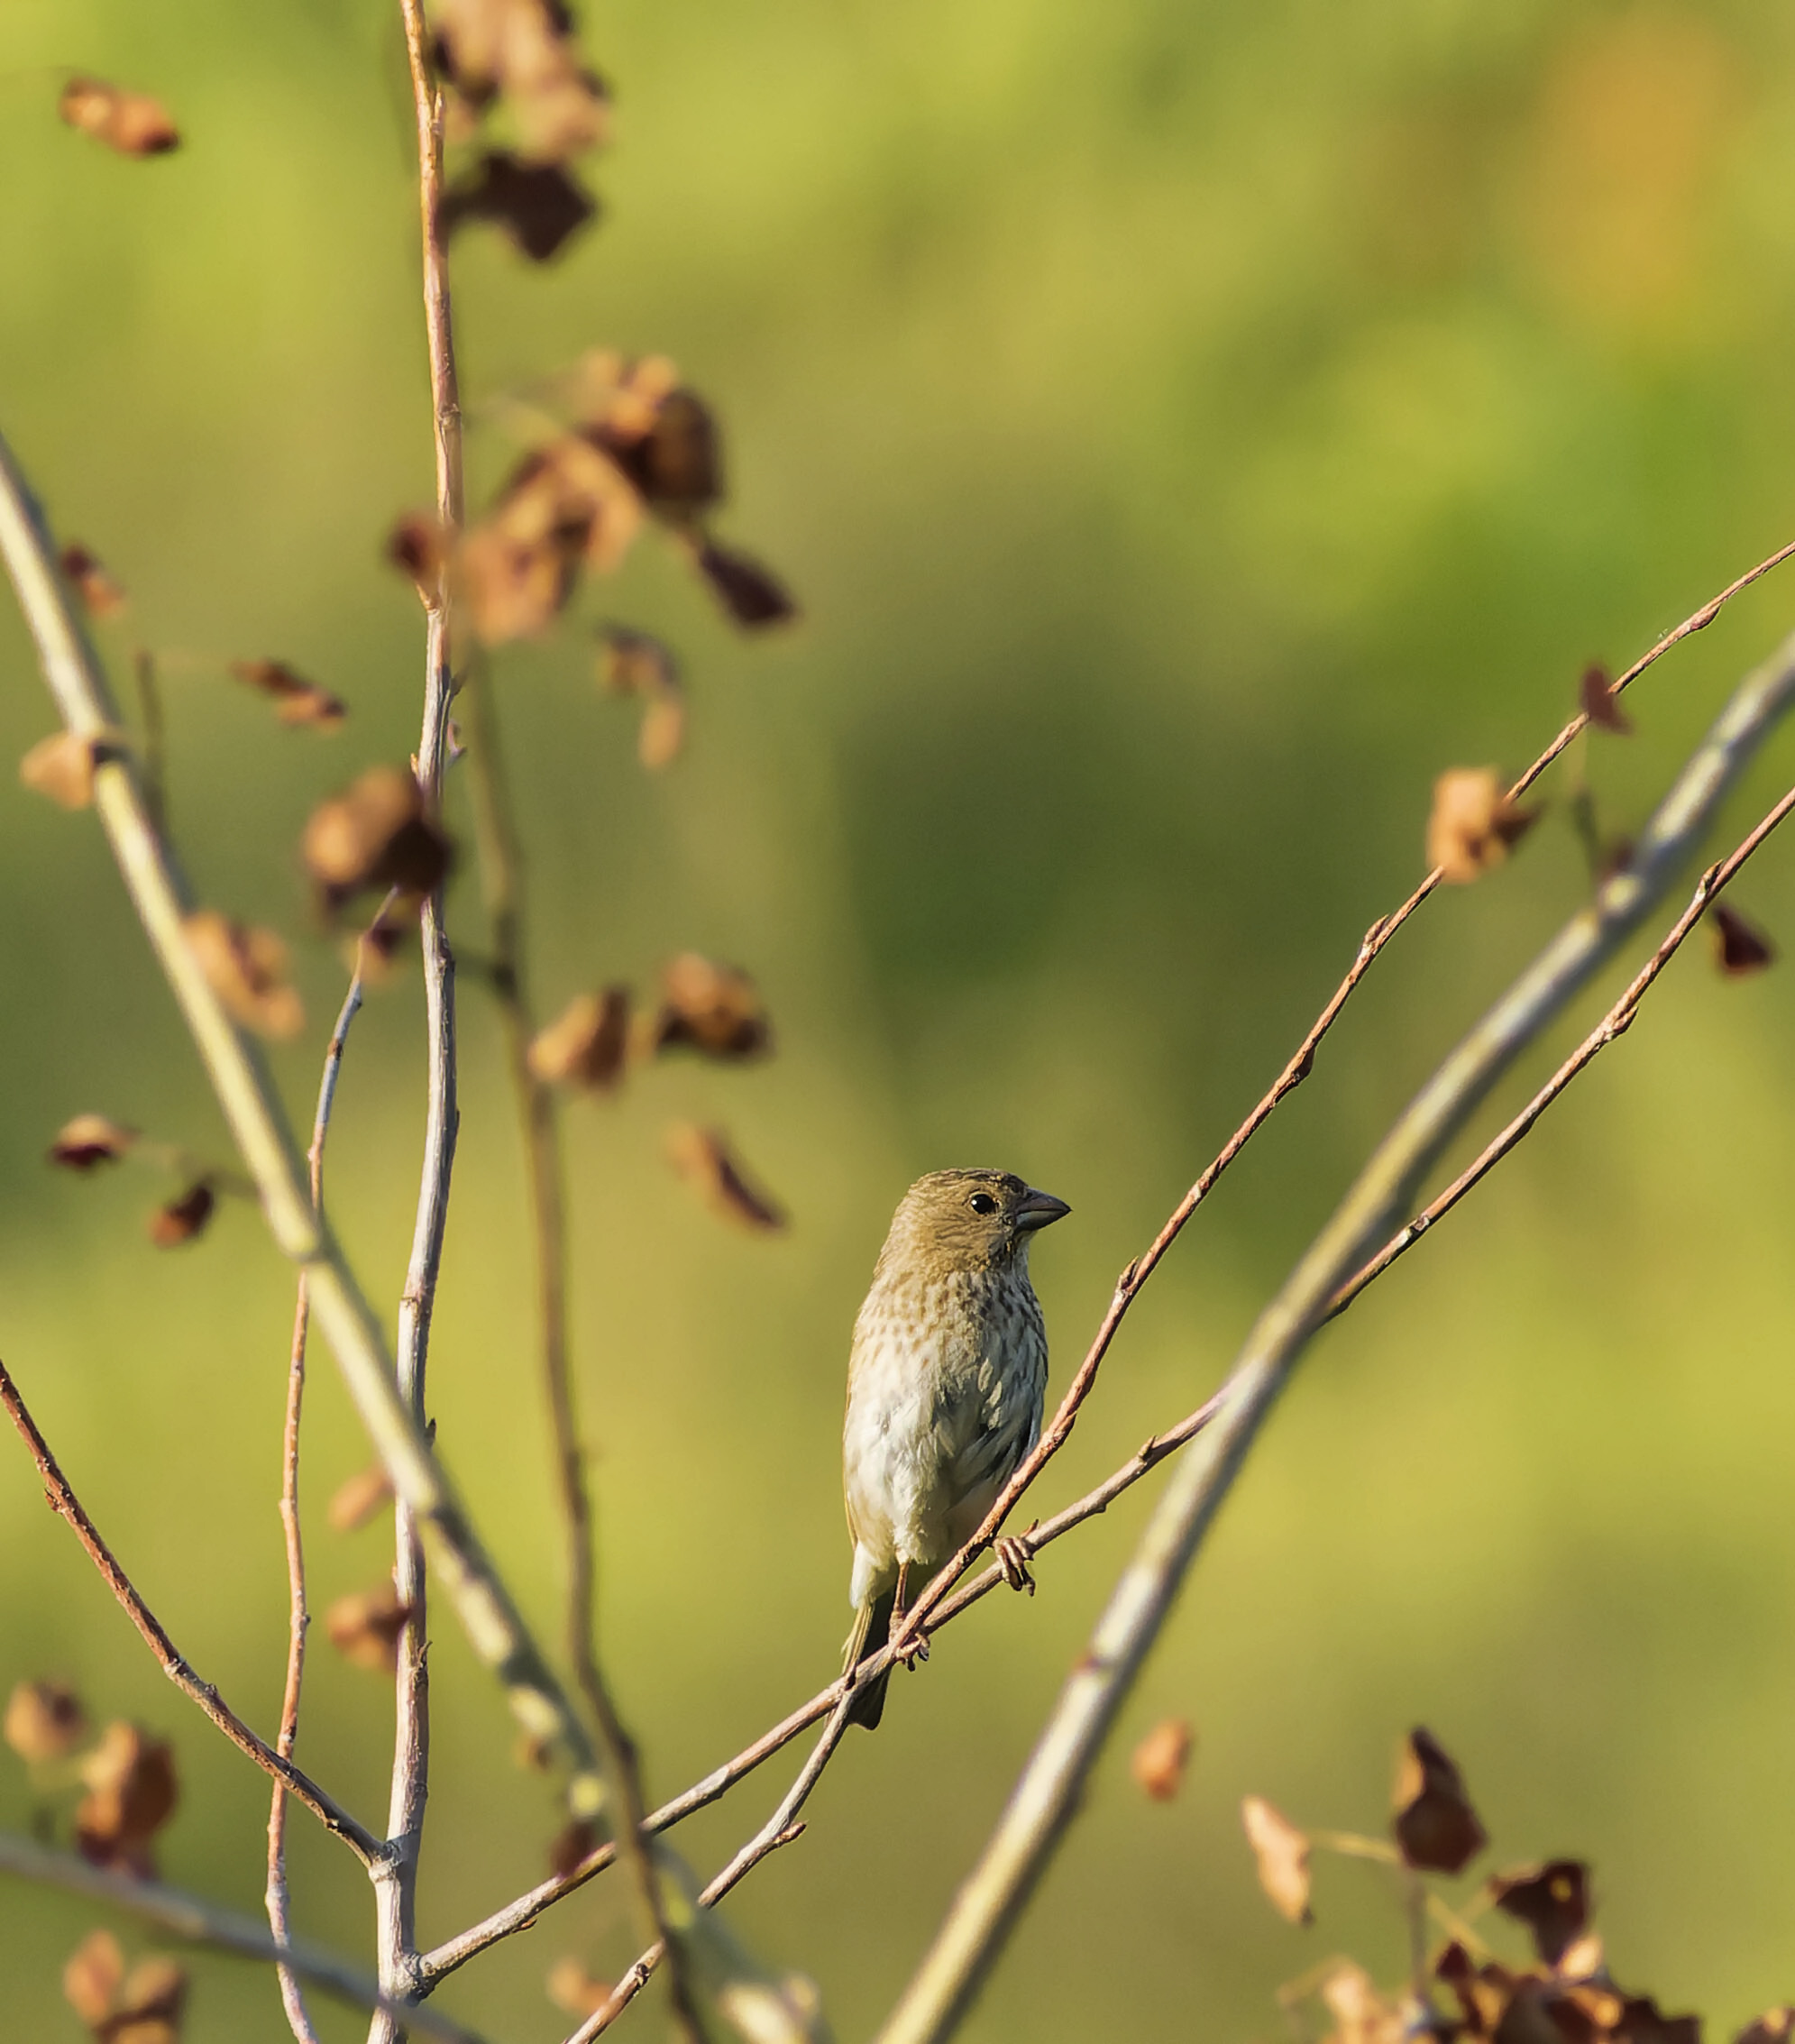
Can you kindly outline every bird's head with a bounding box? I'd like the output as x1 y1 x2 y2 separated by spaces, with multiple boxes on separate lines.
883 1169 1071 1276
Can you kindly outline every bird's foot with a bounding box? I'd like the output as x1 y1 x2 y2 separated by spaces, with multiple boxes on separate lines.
995 1534 1037 1596
893 1627 930 1670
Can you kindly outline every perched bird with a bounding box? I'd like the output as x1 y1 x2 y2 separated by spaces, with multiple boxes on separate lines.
841 1168 1070 1729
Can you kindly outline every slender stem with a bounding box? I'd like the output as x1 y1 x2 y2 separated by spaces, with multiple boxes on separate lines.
0 359 607 1852
0 1834 488 2044
874 632 1795 2044
0 1357 380 1865
889 531 1795 1654
462 657 700 2035
1324 782 1795 1320
269 942 381 2043
377 9 466 2032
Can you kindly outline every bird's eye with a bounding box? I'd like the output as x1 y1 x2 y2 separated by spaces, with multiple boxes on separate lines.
969 1191 1000 1216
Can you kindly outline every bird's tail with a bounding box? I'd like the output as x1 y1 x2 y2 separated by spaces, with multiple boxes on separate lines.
841 1584 897 1732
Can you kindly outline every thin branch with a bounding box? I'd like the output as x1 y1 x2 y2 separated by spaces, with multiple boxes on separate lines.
887 529 1795 1655
1324 781 1795 1320
461 664 701 2033
269 933 384 2044
379 7 467 2027
0 387 609 1847
572 1691 860 2039
0 1833 488 2044
873 629 1795 2044
416 537 1795 1985
0 1355 381 1865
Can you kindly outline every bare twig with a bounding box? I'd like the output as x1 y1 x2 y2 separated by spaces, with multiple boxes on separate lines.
461 666 701 2033
268 929 386 2044
0 1833 487 2044
874 630 1795 2044
377 9 468 2029
1324 782 1795 1320
888 531 1795 1655
0 380 607 1842
0 1356 381 1865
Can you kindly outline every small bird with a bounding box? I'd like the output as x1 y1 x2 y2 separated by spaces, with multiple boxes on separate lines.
841 1168 1070 1729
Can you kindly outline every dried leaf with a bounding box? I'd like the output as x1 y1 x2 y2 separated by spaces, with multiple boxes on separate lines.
431 0 610 163
547 1955 611 2019
111 1955 188 2044
5 1679 87 1762
1615 1998 1700 2044
1737 2009 1795 2044
459 438 643 643
387 512 453 599
1318 1961 1405 2044
325 1583 413 1674
439 151 597 261
49 1114 138 1170
1491 1860 1590 1969
149 1182 215 1249
1241 1794 1312 1923
637 691 687 769
694 536 797 629
1392 1726 1486 1874
1426 766 1534 885
1557 1932 1605 1983
60 78 179 157
528 988 633 1092
665 1123 786 1232
64 1929 125 2028
229 658 347 731
60 543 128 619
302 765 451 911
547 1817 599 1880
77 1722 179 1871
1713 903 1774 976
652 954 770 1060
21 730 100 810
1580 663 1633 735
598 628 685 767
600 387 721 514
183 911 305 1040
1130 1718 1192 1801
326 1464 394 1533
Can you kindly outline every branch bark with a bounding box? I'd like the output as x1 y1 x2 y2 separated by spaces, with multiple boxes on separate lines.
874 628 1795 2044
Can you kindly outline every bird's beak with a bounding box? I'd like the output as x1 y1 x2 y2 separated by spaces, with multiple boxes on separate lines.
1014 1187 1071 1232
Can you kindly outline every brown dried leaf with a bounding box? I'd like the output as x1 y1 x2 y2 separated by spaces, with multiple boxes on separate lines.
229 659 346 731
325 1583 413 1674
1737 2009 1795 2044
600 387 720 514
1392 1726 1486 1874
665 1123 786 1232
438 151 596 261
1713 902 1774 976
598 628 685 767
528 988 633 1092
60 543 128 620
77 1722 179 1870
1557 1932 1605 1983
652 954 770 1061
60 78 179 157
21 730 100 810
460 438 643 643
1426 766 1534 885
5 1678 88 1762
694 536 798 629
1241 1794 1312 1923
64 1929 125 2027
1615 1998 1700 2044
1319 1961 1405 2044
1580 663 1633 735
49 1114 138 1171
547 1817 599 1880
1491 1859 1590 1969
112 1955 188 2044
302 765 451 911
387 512 453 599
1130 1718 1192 1801
326 1464 394 1533
637 691 686 770
149 1182 215 1249
183 911 305 1040
432 0 609 163
547 1955 610 2019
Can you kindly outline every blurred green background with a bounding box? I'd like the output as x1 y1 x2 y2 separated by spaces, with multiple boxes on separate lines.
5 0 1795 2037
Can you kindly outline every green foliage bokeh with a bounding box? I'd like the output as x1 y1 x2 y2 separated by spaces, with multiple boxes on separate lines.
3 0 1795 2037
